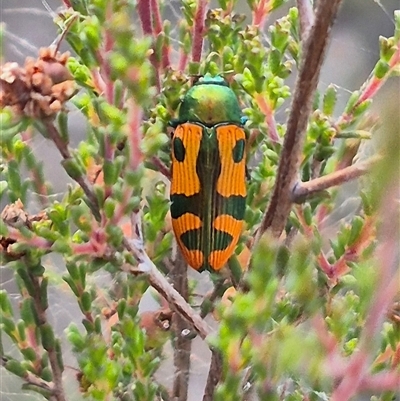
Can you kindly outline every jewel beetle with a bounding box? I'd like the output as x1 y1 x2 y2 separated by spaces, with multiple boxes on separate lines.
170 74 248 271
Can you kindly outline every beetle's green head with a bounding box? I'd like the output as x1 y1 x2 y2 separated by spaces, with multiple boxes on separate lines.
175 74 243 126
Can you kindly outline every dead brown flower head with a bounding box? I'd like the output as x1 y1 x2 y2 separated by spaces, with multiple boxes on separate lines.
0 47 77 118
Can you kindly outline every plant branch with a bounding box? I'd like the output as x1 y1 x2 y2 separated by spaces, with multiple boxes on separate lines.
150 156 171 179
257 0 343 239
291 157 377 203
0 356 55 395
27 269 66 401
171 251 192 401
148 267 212 340
296 0 314 40
202 351 223 401
125 213 212 340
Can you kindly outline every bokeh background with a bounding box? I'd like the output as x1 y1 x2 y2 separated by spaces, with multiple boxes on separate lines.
1 1 399 400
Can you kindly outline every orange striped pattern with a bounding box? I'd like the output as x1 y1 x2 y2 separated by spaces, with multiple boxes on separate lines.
216 125 247 197
177 247 204 270
209 214 244 270
172 212 202 234
171 123 202 196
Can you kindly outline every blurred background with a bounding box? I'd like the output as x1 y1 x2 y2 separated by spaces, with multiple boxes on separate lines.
1 1 399 400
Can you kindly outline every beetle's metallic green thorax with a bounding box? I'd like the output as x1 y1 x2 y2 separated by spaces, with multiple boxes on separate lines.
175 74 242 126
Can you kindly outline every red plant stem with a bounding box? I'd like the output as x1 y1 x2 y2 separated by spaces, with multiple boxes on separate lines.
151 156 171 179
338 40 400 126
292 158 376 202
192 0 208 63
102 40 114 105
316 252 334 278
137 0 153 35
151 0 162 34
359 371 400 392
252 0 271 29
150 0 170 69
354 41 400 108
91 68 106 94
331 185 400 400
137 0 161 90
98 6 117 173
110 186 134 225
5 227 52 250
127 99 144 171
178 50 189 72
254 93 280 142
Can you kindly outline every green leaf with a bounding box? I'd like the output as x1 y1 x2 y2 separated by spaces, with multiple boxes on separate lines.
80 291 93 314
348 216 364 246
0 290 14 316
62 158 85 180
40 323 55 351
21 347 37 362
374 60 390 79
5 359 27 378
322 85 337 115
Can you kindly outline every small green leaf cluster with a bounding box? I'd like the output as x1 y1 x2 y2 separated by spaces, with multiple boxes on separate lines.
0 117 48 204
0 260 63 393
214 232 398 400
214 239 325 400
143 181 173 267
67 304 162 401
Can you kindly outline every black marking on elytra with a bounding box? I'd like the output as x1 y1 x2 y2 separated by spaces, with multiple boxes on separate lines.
180 229 202 251
170 193 201 219
180 228 233 252
232 138 245 163
173 137 185 162
215 194 246 221
213 230 233 251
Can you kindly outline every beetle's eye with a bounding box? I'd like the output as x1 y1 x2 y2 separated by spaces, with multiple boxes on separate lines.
173 137 185 162
232 139 245 163
167 126 175 138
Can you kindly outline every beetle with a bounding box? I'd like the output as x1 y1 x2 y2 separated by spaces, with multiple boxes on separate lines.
170 74 247 271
